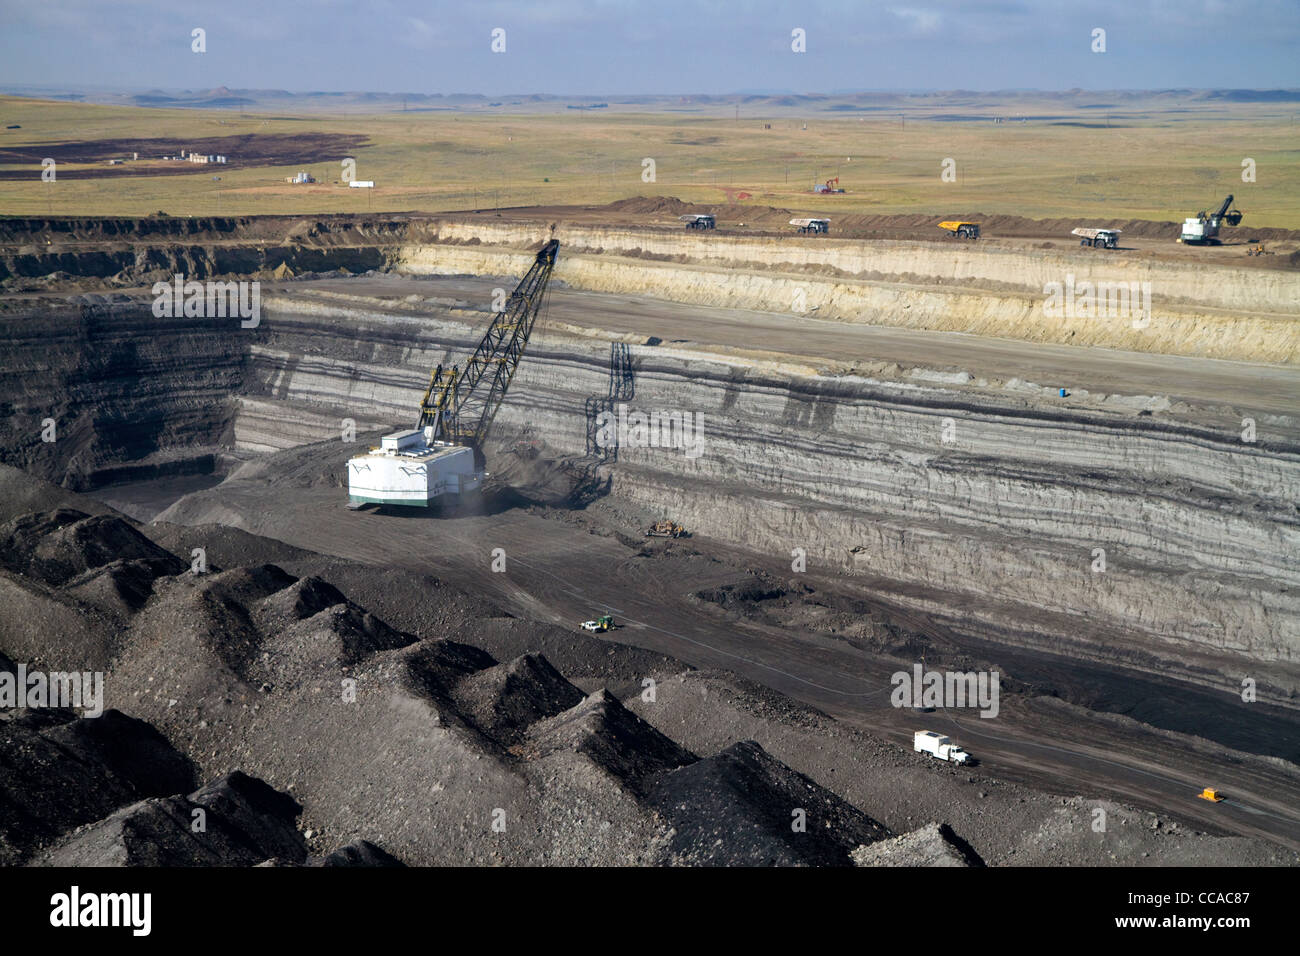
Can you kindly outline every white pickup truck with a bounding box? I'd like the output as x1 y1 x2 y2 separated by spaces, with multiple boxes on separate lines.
914 730 971 765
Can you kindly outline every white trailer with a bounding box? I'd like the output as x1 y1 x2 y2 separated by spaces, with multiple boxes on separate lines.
914 730 970 765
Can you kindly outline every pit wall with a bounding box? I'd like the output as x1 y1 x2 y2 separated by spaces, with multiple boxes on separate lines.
249 301 1300 695
9 291 1292 696
397 227 1300 365
0 304 245 488
417 220 1300 314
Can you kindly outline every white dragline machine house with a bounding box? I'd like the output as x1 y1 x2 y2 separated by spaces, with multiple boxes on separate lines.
347 240 560 508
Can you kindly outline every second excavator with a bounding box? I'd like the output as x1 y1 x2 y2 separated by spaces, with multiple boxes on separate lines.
1181 195 1243 245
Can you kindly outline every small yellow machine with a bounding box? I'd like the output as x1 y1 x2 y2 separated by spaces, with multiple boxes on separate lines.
646 520 687 538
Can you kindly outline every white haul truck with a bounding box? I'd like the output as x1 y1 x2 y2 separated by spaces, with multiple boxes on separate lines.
914 730 971 765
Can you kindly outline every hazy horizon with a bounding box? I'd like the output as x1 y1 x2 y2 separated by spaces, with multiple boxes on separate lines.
5 84 1300 99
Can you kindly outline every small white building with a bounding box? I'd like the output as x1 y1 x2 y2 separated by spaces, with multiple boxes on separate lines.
349 180 375 188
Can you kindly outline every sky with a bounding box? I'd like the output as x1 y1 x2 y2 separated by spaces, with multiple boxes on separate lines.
1 0 1297 95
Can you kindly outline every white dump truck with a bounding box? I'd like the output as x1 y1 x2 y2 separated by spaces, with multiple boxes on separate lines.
914 730 971 765
1071 227 1121 249
790 217 830 234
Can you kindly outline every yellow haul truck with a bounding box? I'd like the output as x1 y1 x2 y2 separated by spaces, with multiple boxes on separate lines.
938 221 980 240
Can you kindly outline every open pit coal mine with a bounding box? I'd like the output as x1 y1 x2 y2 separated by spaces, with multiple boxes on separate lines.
1 213 1298 867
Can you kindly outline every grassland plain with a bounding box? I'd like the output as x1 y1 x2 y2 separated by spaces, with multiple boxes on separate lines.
1 94 1297 224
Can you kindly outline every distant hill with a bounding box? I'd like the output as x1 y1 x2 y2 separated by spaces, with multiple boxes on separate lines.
2 85 1297 116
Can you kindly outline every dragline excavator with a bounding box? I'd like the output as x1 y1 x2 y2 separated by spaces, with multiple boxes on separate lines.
346 239 559 509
